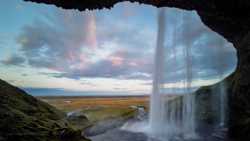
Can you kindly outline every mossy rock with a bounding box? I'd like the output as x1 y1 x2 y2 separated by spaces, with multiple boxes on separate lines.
0 79 89 141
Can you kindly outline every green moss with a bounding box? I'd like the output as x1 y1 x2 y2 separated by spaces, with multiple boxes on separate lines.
0 79 89 141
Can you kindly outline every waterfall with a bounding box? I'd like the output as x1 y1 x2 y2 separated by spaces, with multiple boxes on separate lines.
213 40 228 127
149 8 166 135
181 11 197 138
219 82 227 127
120 6 231 141
149 8 197 140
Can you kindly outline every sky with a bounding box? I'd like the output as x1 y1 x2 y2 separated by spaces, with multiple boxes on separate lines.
0 0 237 96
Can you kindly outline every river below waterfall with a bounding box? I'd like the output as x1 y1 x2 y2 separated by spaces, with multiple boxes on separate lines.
87 117 229 141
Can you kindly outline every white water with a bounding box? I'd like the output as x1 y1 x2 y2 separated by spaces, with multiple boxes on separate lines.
148 8 197 140
149 8 167 136
219 82 227 127
181 11 196 137
214 40 228 127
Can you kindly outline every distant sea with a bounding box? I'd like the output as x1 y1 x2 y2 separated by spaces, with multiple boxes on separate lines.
23 88 148 97
23 87 198 97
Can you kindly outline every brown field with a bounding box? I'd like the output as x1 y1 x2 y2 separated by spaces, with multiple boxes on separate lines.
38 96 150 127
37 95 179 129
38 96 149 112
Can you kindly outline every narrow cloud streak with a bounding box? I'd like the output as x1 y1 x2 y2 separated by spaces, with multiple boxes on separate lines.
85 12 97 49
1 55 25 66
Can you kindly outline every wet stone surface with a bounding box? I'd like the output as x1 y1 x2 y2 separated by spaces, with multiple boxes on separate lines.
88 124 229 141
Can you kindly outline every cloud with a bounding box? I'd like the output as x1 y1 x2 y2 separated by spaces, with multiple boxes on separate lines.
13 5 236 83
16 6 155 80
17 10 96 71
38 72 67 78
1 55 25 66
53 50 153 80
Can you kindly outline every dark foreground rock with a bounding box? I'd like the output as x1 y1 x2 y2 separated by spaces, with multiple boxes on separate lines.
0 79 90 141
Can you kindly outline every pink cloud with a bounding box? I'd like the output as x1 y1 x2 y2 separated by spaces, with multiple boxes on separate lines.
109 56 124 66
85 12 97 49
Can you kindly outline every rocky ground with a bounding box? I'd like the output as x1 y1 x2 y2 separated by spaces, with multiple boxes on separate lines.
87 118 230 141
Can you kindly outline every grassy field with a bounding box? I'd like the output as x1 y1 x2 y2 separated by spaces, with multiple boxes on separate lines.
38 96 149 112
38 96 149 129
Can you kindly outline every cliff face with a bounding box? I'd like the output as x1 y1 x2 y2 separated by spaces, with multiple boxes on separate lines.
0 79 89 141
195 75 233 126
19 0 250 140
228 33 250 140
